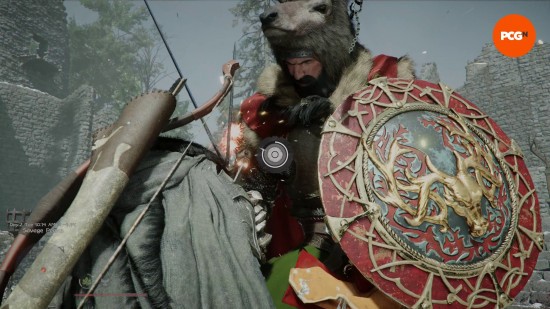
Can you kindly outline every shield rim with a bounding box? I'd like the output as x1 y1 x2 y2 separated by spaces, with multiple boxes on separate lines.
318 77 543 308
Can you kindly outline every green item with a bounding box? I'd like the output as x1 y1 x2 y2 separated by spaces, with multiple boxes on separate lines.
264 245 328 308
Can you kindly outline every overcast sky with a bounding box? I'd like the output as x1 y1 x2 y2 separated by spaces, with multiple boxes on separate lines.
64 0 550 146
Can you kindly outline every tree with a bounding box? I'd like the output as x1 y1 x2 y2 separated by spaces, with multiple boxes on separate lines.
135 35 172 93
204 1 276 162
68 0 192 139
68 0 161 107
230 0 276 101
212 0 276 158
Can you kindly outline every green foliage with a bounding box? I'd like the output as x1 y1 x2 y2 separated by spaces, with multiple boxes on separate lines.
230 0 276 100
68 0 158 108
207 1 276 146
68 0 193 140
80 275 92 289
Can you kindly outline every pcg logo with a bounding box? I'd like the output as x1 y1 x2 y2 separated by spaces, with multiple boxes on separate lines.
500 31 528 41
493 14 536 57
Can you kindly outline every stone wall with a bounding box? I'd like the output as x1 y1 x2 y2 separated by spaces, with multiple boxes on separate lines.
0 0 69 98
458 43 550 207
0 0 102 231
0 83 96 230
419 62 441 84
0 1 116 304
457 42 550 308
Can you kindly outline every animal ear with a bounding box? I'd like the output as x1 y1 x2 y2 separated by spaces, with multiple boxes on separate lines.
346 0 358 9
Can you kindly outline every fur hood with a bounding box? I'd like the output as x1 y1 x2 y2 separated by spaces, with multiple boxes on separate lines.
255 48 415 108
240 49 414 150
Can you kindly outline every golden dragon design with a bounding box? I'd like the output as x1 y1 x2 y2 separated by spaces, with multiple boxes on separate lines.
364 116 503 237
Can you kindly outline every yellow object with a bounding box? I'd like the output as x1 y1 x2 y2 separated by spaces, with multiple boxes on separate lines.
288 266 401 309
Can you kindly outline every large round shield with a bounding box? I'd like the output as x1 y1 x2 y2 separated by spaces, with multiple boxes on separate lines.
318 78 543 308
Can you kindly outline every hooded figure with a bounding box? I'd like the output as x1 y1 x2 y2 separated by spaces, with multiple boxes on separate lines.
51 140 275 309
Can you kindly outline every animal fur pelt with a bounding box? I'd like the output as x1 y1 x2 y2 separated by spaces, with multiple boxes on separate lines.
241 49 415 151
239 0 415 150
263 0 364 90
237 0 415 223
260 0 415 103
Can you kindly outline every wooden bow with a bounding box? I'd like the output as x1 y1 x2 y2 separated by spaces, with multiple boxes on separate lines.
0 61 239 308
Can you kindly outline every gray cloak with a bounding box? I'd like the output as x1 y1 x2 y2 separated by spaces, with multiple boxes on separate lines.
55 150 274 308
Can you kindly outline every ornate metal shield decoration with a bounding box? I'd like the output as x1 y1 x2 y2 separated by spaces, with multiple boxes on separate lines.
318 78 543 308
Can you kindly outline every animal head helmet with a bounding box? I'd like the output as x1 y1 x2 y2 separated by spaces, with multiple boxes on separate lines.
260 0 361 84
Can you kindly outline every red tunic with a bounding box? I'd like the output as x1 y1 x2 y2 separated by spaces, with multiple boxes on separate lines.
240 54 398 137
240 93 290 139
241 54 399 259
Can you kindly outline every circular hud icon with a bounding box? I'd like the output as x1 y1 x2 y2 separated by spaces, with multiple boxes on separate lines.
256 136 294 173
79 273 93 290
318 78 543 308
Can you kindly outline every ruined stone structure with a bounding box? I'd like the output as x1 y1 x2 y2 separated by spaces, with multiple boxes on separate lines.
0 2 102 304
419 62 441 84
457 42 550 308
0 1 98 231
0 1 69 98
458 43 550 207
0 1 549 306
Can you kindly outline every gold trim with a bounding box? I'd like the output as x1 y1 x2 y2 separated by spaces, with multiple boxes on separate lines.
320 79 542 308
361 103 518 276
